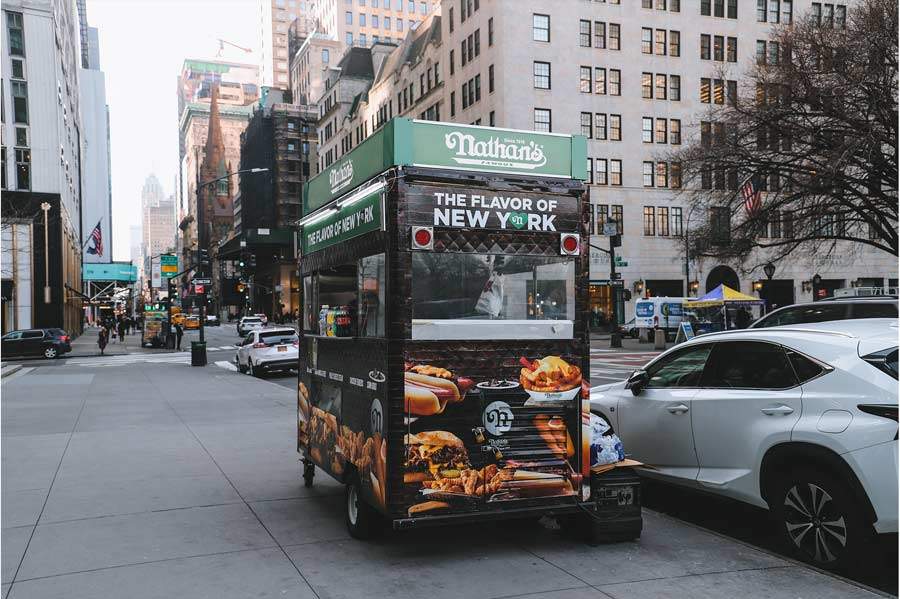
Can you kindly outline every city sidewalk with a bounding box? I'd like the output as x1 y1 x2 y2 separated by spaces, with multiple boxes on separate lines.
590 333 670 352
69 326 157 358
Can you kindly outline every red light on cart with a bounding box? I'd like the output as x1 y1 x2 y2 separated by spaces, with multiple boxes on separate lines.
560 233 580 255
411 226 433 250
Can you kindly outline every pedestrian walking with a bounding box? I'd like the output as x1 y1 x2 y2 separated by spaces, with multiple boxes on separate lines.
98 326 109 356
174 322 184 350
118 319 126 342
125 317 132 336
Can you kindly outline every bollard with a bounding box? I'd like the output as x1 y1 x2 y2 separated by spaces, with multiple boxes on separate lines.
653 328 666 350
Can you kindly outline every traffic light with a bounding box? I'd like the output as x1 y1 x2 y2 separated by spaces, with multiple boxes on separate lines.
248 253 256 268
199 248 210 268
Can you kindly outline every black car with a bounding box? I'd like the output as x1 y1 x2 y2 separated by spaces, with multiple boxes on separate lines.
1 328 72 359
750 298 898 328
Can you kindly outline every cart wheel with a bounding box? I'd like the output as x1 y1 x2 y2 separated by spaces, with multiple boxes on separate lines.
303 461 315 488
345 471 380 539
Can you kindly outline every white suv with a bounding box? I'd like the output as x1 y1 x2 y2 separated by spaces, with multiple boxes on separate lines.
236 316 263 337
590 318 898 569
235 327 298 376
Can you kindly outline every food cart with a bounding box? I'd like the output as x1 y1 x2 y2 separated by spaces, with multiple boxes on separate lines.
682 284 765 334
298 119 641 540
141 309 169 348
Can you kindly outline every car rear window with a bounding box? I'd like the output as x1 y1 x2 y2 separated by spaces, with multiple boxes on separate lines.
244 318 262 323
259 331 297 345
758 304 848 327
850 303 898 319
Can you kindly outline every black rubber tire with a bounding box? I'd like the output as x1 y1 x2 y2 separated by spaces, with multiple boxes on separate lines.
303 462 315 488
248 360 259 377
768 467 872 571
345 472 380 540
237 359 247 374
44 347 58 359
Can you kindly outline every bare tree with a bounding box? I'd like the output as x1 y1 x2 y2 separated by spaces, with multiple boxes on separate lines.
670 0 898 264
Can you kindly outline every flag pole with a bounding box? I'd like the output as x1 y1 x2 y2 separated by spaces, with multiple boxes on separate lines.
82 217 103 251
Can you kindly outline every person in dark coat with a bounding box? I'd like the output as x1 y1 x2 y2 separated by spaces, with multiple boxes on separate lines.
98 326 109 355
174 322 184 350
118 319 127 343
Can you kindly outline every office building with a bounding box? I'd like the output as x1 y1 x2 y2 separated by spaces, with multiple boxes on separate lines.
141 174 176 281
1 0 85 334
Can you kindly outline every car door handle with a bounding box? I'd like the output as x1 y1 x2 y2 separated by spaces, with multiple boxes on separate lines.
761 404 794 416
666 403 689 414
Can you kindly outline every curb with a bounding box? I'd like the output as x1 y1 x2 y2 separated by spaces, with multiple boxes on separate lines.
1 364 23 378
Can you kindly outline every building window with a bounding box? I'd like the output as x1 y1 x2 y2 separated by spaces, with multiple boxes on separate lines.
450 91 456 116
534 61 551 89
449 7 454 31
641 28 652 54
714 78 725 104
642 117 653 143
655 74 667 99
533 14 550 42
643 206 656 235
670 119 681 144
489 64 495 93
643 162 654 187
701 34 711 60
11 81 27 124
642 72 652 99
7 12 24 56
450 50 454 75
586 158 594 185
15 148 30 190
715 0 725 17
580 112 593 138
580 66 592 93
656 162 669 187
580 19 591 47
489 110 495 126
701 0 711 15
609 69 621 95
1 147 6 189
658 207 670 236
488 17 494 45
701 77 711 103
711 207 731 243
594 21 606 49
728 0 738 18
669 30 681 56
609 23 620 50
655 118 667 143
670 75 681 100
534 108 551 132
612 205 623 232
671 207 683 235
655 29 667 55
595 159 607 185
784 0 794 24
359 13 366 25
346 11 353 23
713 35 724 61
346 32 353 45
594 67 605 94
610 159 622 186
610 115 621 141
758 0 767 21
727 37 737 62
595 114 607 140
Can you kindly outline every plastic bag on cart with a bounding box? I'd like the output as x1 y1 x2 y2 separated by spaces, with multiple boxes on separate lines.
590 413 625 467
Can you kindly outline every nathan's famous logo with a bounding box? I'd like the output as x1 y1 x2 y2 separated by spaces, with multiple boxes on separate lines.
444 131 547 171
329 159 354 194
483 401 514 436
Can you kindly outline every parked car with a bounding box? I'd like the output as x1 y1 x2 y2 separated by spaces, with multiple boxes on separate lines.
205 314 220 326
590 319 898 570
1 328 72 359
750 298 897 328
254 313 268 326
237 316 263 336
618 318 640 339
235 327 299 376
170 313 185 326
184 316 200 330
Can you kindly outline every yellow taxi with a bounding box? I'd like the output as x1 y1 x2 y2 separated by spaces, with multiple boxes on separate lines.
184 316 200 330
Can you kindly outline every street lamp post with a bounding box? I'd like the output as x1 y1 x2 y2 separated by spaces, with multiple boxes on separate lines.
40 202 51 304
193 167 269 366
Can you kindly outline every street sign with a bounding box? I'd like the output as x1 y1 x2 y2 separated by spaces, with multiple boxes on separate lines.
160 254 178 277
192 277 211 285
602 223 618 236
610 272 622 280
608 279 624 287
614 256 628 267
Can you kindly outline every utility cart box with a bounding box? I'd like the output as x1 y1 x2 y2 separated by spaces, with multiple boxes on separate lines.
298 118 636 538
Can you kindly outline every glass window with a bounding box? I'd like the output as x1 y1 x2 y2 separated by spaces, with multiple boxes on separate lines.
259 330 299 345
643 206 655 234
580 112 593 138
372 14 379 28
656 162 669 187
646 344 713 388
670 75 681 100
610 160 622 186
713 35 724 61
359 13 366 25
595 113 607 140
669 30 680 56
727 0 738 18
22 330 44 339
11 81 27 124
702 342 798 389
303 276 317 332
658 206 670 236
534 108 551 132
655 29 666 55
671 207 683 235
655 74 667 99
534 61 550 89
641 28 652 54
346 11 353 23
2 331 22 340
358 253 386 336
581 67 593 93
595 159 608 185
642 162 654 187
10 58 24 79
642 117 653 143
727 37 737 62
701 34 711 60
670 119 681 144
15 148 29 190
609 23 620 50
655 118 667 143
642 72 652 98
761 304 848 327
580 19 591 47
532 14 550 42
595 21 606 49
411 253 575 324
610 114 621 140
851 303 898 319
594 68 606 94
701 0 711 15
609 69 620 95
7 12 24 56
785 349 826 383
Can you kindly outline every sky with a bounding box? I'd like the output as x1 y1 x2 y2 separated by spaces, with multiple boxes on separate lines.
86 0 260 261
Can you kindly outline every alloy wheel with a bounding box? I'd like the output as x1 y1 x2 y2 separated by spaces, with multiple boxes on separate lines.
44 347 58 359
347 482 359 526
782 482 848 564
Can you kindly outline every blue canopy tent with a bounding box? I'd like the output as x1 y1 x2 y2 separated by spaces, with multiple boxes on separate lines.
683 284 765 332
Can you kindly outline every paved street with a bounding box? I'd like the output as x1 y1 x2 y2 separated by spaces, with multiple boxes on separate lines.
1 342 891 599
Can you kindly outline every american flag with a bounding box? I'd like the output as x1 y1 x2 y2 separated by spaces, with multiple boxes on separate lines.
740 175 762 215
87 220 103 257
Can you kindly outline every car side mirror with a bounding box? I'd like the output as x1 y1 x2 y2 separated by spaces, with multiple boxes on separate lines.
625 370 649 396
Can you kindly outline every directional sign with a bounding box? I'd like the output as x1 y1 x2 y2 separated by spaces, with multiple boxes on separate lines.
192 277 211 285
160 254 178 277
608 279 624 287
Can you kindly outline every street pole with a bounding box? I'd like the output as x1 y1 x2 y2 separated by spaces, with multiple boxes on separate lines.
40 202 51 304
608 220 622 349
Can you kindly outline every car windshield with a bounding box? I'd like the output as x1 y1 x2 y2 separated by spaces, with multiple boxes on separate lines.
259 331 297 345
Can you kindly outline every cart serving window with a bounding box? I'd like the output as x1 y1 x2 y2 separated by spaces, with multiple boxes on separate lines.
297 119 609 539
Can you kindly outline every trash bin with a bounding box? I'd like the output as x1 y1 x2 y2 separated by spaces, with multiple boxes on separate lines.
191 341 207 366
